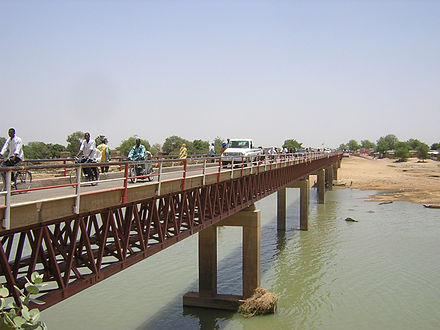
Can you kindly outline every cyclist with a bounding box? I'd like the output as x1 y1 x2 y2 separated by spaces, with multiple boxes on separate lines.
1 128 24 185
75 132 98 181
128 138 147 161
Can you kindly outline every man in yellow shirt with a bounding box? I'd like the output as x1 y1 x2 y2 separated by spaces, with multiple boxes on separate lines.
179 144 187 165
97 138 111 173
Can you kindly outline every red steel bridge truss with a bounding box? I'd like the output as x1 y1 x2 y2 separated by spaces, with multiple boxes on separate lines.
0 155 340 309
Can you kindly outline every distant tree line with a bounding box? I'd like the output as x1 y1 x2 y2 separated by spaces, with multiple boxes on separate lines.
339 134 439 161
3 130 436 161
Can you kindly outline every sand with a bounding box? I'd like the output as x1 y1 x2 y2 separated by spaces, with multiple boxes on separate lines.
337 155 440 204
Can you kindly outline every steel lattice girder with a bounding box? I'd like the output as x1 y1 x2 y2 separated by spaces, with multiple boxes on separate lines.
0 155 340 309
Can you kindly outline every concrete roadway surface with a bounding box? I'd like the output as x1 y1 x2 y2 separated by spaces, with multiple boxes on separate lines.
2 162 229 205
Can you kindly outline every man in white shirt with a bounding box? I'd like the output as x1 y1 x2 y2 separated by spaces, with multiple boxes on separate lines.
1 128 24 184
209 142 215 162
1 128 24 166
76 132 95 160
75 132 98 181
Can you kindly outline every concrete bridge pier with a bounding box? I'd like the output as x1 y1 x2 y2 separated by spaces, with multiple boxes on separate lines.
325 166 334 190
333 164 338 181
183 205 261 311
288 177 310 230
316 169 325 204
277 188 286 231
277 177 310 231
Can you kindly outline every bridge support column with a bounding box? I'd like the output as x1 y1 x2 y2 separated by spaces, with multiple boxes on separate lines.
277 188 286 231
316 169 325 204
325 166 334 190
289 177 309 230
333 164 338 181
183 205 261 311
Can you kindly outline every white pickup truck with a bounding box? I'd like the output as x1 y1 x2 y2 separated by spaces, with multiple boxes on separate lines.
221 138 262 165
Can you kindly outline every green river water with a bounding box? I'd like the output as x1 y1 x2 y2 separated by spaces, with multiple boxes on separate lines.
42 188 440 329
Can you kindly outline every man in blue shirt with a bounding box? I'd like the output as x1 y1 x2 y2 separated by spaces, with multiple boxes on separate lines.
128 138 147 161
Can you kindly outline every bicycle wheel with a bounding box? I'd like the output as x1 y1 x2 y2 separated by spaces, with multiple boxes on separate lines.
70 169 86 185
0 174 5 192
15 171 32 191
129 166 137 183
147 166 154 182
69 169 77 185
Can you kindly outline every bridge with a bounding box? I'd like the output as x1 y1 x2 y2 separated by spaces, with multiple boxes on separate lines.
0 152 342 311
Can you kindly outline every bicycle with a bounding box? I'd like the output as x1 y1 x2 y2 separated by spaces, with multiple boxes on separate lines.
0 167 32 192
69 158 99 186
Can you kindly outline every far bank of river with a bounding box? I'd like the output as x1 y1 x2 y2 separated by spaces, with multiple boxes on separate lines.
42 188 440 329
338 155 440 204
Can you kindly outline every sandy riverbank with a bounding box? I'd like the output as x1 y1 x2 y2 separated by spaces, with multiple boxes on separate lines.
337 155 440 204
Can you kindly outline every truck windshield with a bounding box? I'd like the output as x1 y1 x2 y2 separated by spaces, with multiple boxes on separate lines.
230 141 249 148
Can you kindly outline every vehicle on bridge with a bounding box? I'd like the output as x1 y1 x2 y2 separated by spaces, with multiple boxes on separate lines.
221 138 262 166
129 151 154 183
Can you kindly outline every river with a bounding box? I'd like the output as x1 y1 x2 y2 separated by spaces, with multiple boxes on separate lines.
42 187 440 329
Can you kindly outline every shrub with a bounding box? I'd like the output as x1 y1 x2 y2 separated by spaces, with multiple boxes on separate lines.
0 272 47 329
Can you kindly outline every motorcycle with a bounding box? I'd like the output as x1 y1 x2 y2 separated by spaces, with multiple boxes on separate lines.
129 154 154 183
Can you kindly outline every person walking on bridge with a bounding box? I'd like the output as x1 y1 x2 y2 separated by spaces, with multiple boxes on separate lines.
179 143 187 165
97 137 111 173
209 142 215 162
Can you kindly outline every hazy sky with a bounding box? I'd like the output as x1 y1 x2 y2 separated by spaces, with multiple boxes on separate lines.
1 0 439 149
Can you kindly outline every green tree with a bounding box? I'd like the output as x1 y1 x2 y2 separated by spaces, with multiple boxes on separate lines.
213 137 224 154
384 134 399 150
338 143 348 151
375 137 389 154
407 138 423 150
117 136 151 156
66 131 84 156
23 142 50 159
395 142 410 160
416 143 430 161
347 139 360 151
430 143 440 150
283 139 303 150
150 143 162 155
0 137 5 149
162 136 190 155
23 142 66 160
360 140 376 149
191 139 209 154
47 143 66 158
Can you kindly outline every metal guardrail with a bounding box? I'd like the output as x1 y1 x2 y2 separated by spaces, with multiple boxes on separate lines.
0 152 337 229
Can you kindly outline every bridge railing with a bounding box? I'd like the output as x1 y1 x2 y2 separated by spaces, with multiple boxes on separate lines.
0 151 338 229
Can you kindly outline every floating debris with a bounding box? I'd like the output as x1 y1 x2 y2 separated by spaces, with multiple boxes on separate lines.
238 287 278 317
345 217 358 222
423 204 440 209
379 201 393 205
333 180 346 187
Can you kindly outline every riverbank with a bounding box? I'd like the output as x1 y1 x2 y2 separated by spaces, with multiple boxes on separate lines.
338 155 440 204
